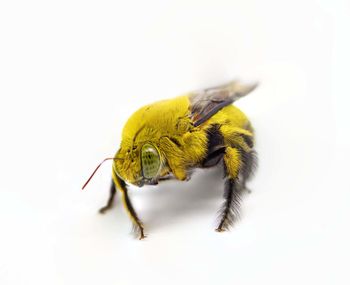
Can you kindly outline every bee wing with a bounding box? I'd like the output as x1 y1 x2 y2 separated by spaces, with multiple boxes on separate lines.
189 80 258 127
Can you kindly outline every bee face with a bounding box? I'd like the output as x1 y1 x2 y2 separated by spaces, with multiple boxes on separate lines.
114 143 162 187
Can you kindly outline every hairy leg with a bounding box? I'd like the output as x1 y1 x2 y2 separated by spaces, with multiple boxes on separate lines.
239 149 258 192
221 126 257 192
216 146 242 232
99 179 117 214
216 178 242 232
120 189 146 239
112 173 146 239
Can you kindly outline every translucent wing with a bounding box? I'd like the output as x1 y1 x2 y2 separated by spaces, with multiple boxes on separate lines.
189 80 258 127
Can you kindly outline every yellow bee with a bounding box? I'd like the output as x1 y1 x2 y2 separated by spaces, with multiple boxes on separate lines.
83 80 258 239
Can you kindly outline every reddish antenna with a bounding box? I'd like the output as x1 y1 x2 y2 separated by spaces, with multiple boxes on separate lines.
82 158 118 190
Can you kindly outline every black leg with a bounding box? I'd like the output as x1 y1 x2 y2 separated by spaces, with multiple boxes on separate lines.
239 149 257 193
216 178 242 232
120 189 146 239
99 179 117 214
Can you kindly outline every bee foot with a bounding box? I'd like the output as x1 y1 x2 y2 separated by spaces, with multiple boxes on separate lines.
215 227 226 232
98 207 109 214
139 231 147 240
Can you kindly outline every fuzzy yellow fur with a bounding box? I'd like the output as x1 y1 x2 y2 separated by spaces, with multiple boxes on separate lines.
113 94 253 185
224 147 241 178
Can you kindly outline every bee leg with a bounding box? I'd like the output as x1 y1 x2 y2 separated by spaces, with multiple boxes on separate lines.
220 125 257 192
216 147 242 232
216 178 241 232
99 179 117 214
159 136 188 181
112 173 146 239
120 189 146 239
239 149 257 193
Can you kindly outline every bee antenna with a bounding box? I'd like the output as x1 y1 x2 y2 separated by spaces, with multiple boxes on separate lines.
82 157 121 190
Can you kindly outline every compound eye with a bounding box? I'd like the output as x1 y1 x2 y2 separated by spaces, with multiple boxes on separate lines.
141 144 160 179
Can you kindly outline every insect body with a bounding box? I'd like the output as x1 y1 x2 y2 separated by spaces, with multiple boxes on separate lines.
83 80 258 239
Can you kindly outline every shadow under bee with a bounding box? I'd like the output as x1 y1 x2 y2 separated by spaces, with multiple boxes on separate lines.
129 165 225 231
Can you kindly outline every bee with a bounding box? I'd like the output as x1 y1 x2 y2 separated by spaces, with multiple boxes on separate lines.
83 80 258 239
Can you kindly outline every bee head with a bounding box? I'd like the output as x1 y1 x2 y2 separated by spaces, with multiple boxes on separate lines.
113 142 163 187
82 142 165 190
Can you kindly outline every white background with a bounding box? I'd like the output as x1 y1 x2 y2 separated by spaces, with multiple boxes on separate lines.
0 1 349 284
